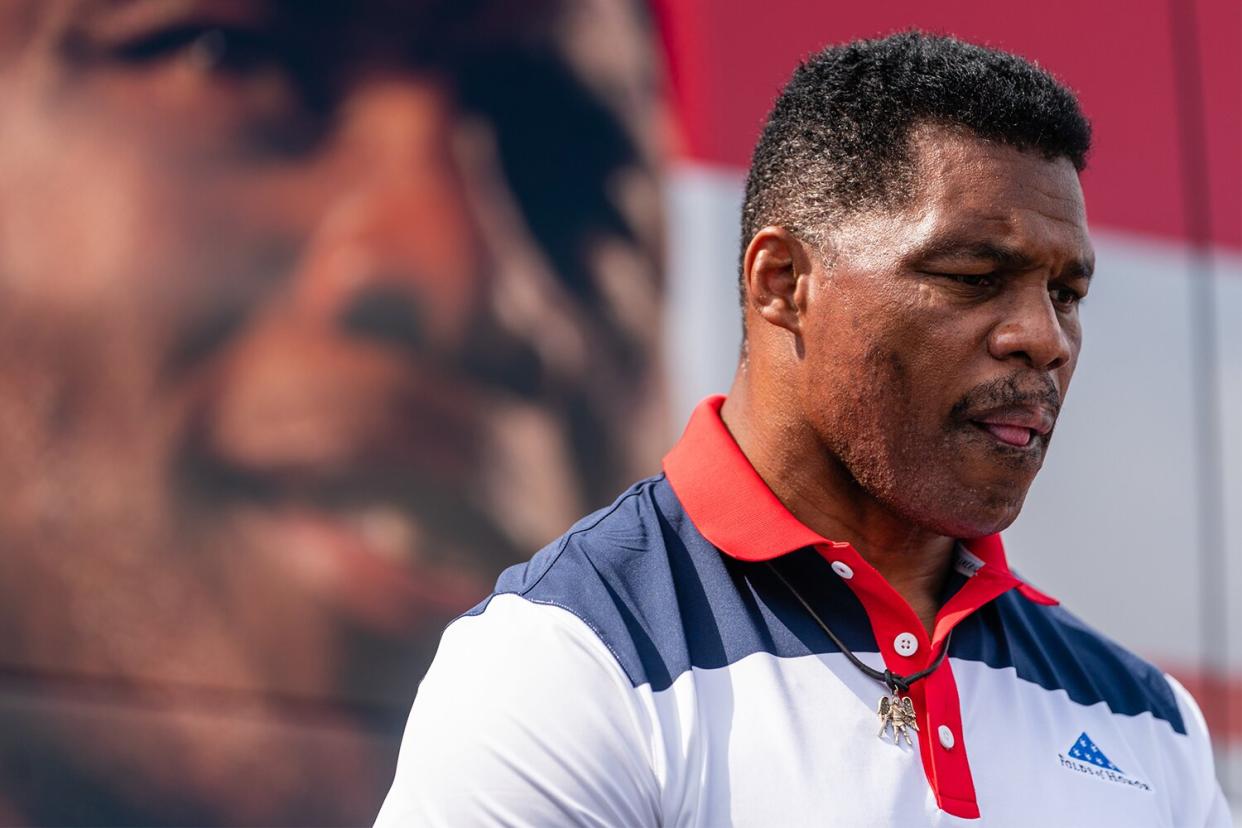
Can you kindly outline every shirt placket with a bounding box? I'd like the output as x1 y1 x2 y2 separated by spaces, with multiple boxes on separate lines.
814 542 1018 820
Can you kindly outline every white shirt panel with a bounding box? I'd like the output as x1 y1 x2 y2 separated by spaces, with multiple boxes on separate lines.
377 595 1230 827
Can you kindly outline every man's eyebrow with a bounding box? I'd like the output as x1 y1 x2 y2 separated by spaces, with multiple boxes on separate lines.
910 238 1094 280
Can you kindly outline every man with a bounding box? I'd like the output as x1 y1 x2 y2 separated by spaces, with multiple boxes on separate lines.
377 32 1230 825
0 0 663 824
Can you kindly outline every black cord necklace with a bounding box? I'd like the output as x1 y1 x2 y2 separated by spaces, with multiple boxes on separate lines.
766 560 951 746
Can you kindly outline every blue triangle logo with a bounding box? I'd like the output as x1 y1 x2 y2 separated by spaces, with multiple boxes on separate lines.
1066 732 1123 773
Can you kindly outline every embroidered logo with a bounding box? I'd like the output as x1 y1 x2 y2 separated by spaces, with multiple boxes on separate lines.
1058 732 1151 791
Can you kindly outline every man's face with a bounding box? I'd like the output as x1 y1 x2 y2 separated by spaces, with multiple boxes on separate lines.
800 125 1093 538
0 0 662 822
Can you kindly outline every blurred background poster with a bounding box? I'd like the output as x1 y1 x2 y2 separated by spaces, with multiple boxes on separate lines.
0 1 666 823
0 0 1236 825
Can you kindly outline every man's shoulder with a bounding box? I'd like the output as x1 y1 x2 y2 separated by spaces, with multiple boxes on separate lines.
984 587 1187 734
986 592 1227 817
458 472 719 691
471 472 684 606
480 472 674 596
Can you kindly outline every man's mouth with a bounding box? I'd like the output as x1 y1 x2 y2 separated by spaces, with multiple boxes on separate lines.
193 455 523 637
232 499 497 636
976 422 1036 447
968 404 1056 451
179 332 525 637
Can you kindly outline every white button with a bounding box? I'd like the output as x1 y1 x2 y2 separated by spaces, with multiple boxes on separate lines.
938 725 956 750
893 632 919 656
830 561 854 579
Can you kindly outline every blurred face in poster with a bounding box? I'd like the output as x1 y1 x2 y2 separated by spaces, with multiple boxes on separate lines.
0 0 663 822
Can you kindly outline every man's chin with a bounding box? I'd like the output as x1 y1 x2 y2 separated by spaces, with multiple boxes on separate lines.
932 488 1029 540
890 471 1032 540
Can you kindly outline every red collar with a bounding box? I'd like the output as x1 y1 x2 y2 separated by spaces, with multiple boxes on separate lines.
662 395 1057 607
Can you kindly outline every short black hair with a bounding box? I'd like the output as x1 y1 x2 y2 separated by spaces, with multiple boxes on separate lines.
740 31 1091 297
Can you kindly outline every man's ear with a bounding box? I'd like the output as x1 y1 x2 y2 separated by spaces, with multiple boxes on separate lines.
741 226 815 336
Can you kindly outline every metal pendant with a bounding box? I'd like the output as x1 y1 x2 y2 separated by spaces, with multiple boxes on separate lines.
877 693 918 746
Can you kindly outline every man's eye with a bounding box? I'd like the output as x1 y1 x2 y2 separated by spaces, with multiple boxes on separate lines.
107 25 278 76
1051 287 1084 308
935 272 996 288
63 20 335 159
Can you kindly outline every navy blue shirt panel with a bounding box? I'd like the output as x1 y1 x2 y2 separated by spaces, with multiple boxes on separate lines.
466 472 1185 735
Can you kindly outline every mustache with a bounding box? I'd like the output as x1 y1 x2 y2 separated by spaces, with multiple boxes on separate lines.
949 374 1062 421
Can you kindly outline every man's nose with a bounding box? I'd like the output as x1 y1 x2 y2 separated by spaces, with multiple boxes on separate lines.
986 284 1074 372
288 78 483 353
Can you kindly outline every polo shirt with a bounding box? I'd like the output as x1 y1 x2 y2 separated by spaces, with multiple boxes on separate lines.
376 396 1230 826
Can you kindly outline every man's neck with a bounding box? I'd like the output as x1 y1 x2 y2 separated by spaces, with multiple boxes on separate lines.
721 378 955 635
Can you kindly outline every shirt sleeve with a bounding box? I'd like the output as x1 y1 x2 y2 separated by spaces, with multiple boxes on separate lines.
1163 673 1232 828
374 593 662 827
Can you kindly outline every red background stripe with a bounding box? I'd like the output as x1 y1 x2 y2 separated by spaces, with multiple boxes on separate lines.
654 0 1240 249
